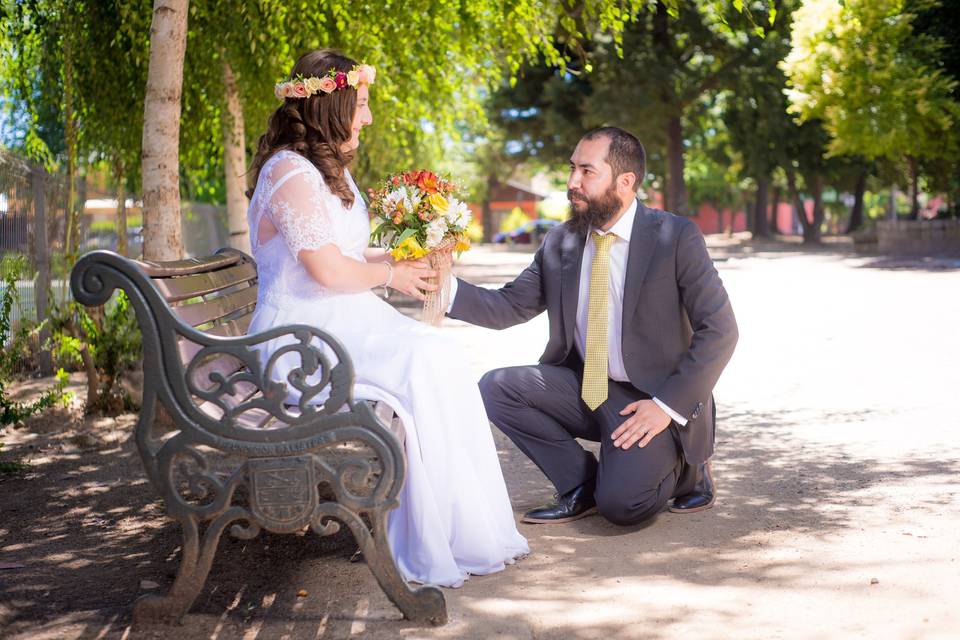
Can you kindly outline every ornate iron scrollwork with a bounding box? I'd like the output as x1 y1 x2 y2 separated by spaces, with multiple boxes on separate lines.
70 250 447 626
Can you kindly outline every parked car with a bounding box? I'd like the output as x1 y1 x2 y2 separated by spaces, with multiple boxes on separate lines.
493 218 560 244
80 225 144 254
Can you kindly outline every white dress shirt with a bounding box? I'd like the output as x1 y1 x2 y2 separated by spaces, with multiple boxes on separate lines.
447 199 686 426
574 199 686 426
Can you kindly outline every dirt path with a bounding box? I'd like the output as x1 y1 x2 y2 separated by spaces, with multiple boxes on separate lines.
2 241 958 639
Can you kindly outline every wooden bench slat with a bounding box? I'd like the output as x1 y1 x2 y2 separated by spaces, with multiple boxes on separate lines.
154 263 258 303
179 339 247 392
173 285 258 328
204 312 253 337
137 252 244 278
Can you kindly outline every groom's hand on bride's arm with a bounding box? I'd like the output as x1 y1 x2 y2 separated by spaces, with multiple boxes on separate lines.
612 400 672 450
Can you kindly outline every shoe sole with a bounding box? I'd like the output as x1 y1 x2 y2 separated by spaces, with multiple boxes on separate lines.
668 497 716 514
521 506 598 524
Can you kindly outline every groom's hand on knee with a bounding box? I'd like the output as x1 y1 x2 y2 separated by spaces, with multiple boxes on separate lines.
613 400 671 450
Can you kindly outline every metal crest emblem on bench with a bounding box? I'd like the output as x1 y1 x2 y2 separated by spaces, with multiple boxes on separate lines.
70 249 447 626
248 456 317 533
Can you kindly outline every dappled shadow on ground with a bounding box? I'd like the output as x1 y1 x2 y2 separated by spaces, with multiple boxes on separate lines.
1 403 957 639
436 406 960 640
0 425 413 640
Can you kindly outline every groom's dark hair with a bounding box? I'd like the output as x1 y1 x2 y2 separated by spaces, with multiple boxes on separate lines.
582 127 646 191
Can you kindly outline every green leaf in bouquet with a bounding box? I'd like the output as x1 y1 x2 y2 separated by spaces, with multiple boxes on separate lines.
371 221 390 243
395 228 418 245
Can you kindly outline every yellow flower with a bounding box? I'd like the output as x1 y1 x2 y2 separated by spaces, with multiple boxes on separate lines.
455 236 471 253
428 192 449 212
347 69 361 87
390 237 427 261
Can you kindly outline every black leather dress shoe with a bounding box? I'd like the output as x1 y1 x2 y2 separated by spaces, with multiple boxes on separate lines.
521 483 597 524
669 461 716 513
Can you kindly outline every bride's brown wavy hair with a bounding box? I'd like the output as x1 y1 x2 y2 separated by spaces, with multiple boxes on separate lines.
248 49 359 208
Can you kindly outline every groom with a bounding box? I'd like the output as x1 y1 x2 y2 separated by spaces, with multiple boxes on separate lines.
447 127 738 525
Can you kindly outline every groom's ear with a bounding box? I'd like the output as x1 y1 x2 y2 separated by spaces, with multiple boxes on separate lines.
617 171 638 193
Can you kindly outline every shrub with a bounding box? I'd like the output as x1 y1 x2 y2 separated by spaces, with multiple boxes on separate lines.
48 290 142 414
0 256 71 428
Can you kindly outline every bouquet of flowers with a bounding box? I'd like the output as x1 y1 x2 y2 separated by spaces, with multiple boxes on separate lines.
368 170 472 325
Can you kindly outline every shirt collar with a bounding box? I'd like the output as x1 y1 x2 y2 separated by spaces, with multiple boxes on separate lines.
593 198 637 243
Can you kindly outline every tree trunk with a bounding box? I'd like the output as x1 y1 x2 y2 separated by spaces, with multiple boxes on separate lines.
770 185 781 234
785 165 810 240
753 176 770 238
77 171 87 245
908 155 920 220
63 34 79 257
666 114 688 216
141 0 189 261
801 173 825 244
481 173 496 243
114 157 128 257
222 58 250 253
845 168 867 234
80 344 99 412
31 166 53 376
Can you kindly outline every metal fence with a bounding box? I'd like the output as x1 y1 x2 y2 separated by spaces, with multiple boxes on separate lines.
2 148 232 377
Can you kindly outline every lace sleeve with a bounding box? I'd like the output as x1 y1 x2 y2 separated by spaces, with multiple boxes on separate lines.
265 154 344 260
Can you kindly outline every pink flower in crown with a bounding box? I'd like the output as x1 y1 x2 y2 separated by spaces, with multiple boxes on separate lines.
318 76 337 94
292 81 308 98
282 83 297 99
334 72 348 89
358 65 376 85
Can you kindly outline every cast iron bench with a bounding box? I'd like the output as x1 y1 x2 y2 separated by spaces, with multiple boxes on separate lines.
70 248 445 625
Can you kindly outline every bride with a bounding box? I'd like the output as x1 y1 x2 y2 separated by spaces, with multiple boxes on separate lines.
244 49 529 588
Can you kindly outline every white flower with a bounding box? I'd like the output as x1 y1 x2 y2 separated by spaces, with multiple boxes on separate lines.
425 218 449 249
444 198 472 229
383 187 412 214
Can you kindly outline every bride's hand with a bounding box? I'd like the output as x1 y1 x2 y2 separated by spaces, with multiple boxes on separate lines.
390 260 438 301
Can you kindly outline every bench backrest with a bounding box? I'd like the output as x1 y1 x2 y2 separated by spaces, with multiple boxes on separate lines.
136 249 258 334
135 249 262 422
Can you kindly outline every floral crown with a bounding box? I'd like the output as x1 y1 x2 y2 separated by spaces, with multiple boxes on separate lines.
274 64 376 100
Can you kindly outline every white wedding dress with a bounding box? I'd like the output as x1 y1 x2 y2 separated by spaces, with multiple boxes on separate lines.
245 150 528 587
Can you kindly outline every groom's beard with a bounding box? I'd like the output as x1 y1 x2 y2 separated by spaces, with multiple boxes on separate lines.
567 184 623 235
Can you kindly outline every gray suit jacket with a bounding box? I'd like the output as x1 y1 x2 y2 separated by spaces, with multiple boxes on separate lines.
449 203 738 465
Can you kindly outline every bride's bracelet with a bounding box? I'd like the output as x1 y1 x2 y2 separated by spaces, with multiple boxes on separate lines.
381 262 394 298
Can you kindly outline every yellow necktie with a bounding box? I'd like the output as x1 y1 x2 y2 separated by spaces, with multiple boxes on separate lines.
582 232 617 410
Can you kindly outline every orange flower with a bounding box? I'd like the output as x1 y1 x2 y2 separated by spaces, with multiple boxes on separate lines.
416 171 439 194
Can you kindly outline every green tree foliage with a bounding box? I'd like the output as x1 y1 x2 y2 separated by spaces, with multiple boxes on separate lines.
783 0 960 218
482 1 769 219
721 1 796 236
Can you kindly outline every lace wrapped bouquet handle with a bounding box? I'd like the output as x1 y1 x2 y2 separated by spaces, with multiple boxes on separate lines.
368 170 472 326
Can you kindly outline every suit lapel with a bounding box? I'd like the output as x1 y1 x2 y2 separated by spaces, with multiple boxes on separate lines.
622 204 660 325
560 224 586 350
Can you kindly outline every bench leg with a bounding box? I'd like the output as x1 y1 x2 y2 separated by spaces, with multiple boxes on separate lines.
133 507 247 624
320 503 447 625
